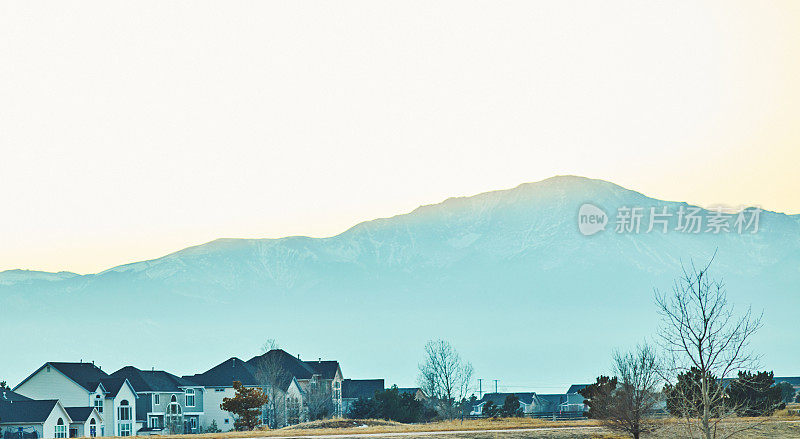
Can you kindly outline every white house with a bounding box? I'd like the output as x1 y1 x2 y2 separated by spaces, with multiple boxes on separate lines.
0 391 73 439
13 362 138 437
65 407 103 438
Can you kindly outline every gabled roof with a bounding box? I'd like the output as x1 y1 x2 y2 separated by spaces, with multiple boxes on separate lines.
92 377 129 398
0 399 63 424
112 366 197 392
247 350 317 383
26 362 110 393
342 379 384 399
304 360 341 380
1 389 32 402
65 407 100 423
567 384 589 394
185 358 258 387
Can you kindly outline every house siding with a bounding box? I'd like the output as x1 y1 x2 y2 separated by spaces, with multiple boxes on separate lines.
43 404 71 439
14 367 90 407
200 387 236 432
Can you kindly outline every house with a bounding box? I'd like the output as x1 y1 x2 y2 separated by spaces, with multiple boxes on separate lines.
341 379 384 416
64 408 103 438
470 393 536 416
396 388 428 401
110 366 204 435
245 350 323 427
566 384 589 394
295 358 344 418
13 362 138 437
0 397 73 439
530 393 587 415
183 358 259 432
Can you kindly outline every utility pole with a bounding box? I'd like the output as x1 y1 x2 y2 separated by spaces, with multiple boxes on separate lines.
478 379 483 398
494 380 499 393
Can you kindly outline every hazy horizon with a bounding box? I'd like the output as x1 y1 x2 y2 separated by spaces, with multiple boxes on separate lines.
2 1 800 274
1 174 796 276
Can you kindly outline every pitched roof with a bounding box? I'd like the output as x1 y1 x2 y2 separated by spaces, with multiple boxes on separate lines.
247 350 317 383
567 384 589 394
65 407 97 422
304 360 341 380
0 390 32 402
342 379 384 399
0 400 61 424
111 366 196 392
47 362 110 392
185 358 258 387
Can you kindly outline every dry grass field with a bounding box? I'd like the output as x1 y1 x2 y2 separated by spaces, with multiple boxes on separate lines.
123 415 800 439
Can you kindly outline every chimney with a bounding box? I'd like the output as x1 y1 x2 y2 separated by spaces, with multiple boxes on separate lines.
318 358 321 363
297 354 300 360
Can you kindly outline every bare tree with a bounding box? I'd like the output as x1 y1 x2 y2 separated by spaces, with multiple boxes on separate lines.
417 339 473 418
600 344 662 439
253 339 291 428
304 378 333 421
655 255 763 439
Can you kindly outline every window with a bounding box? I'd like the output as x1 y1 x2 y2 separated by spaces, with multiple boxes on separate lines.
190 418 197 430
118 400 132 437
185 388 195 407
118 400 131 421
224 419 229 424
154 394 160 405
89 419 96 438
166 396 183 433
149 416 160 428
55 419 67 438
118 423 132 437
94 395 103 413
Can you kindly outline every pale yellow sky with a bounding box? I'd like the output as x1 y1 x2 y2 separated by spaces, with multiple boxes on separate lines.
1 1 799 274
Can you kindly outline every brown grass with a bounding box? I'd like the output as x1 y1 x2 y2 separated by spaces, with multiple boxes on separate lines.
109 416 800 439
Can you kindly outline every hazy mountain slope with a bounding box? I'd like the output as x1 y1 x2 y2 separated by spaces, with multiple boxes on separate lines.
2 176 798 390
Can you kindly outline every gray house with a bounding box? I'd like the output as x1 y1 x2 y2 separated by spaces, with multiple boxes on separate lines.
110 367 204 435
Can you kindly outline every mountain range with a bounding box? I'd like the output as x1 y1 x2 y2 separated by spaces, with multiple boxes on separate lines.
2 176 798 392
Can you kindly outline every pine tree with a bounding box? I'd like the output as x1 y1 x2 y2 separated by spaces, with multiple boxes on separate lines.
220 381 269 430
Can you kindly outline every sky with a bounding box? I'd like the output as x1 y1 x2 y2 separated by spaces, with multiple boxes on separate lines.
1 1 799 275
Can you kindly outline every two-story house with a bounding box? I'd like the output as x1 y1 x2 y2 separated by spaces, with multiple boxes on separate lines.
245 350 324 427
110 366 204 434
183 357 261 432
13 362 138 436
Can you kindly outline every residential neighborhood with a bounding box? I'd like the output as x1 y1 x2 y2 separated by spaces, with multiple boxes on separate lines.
0 348 605 438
